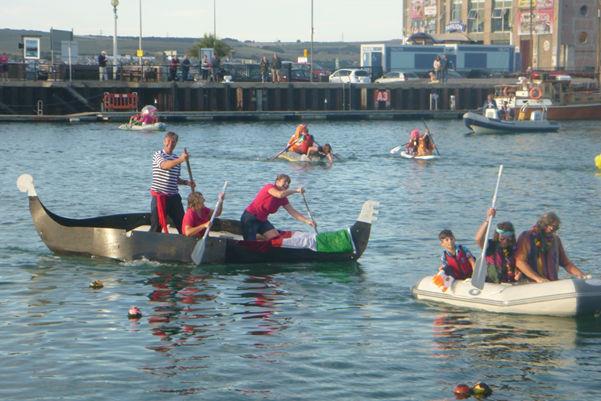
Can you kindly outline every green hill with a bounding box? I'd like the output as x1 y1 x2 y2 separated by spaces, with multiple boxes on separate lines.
0 28 384 69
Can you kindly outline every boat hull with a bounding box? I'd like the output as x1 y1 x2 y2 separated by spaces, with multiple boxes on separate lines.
463 112 560 134
412 275 601 317
26 191 375 265
277 151 328 163
400 151 439 160
118 122 166 131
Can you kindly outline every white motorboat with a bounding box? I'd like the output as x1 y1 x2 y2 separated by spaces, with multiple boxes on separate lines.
463 107 559 134
412 275 601 317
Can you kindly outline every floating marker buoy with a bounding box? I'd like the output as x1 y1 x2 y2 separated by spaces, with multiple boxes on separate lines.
472 382 492 397
89 280 104 289
595 154 601 169
453 384 472 399
128 306 142 319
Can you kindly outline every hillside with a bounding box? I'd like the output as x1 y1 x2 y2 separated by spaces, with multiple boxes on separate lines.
0 28 398 69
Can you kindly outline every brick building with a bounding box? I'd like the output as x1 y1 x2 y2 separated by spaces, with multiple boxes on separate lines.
403 0 599 72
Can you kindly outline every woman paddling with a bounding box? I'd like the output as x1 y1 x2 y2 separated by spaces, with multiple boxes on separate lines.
182 191 224 238
474 208 520 283
240 174 316 240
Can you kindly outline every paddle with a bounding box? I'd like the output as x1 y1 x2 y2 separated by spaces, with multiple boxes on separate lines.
422 120 441 156
269 135 304 161
390 142 408 154
471 165 504 290
301 192 319 235
191 181 228 265
184 147 196 193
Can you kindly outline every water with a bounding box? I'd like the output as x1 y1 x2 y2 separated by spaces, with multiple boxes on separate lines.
2 120 601 400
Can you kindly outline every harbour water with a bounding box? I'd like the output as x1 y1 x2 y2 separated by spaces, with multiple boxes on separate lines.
2 119 601 400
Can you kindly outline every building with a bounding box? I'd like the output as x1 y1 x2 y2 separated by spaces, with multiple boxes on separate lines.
403 0 599 72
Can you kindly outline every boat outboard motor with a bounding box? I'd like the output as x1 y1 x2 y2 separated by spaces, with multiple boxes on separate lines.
530 110 543 121
485 108 499 119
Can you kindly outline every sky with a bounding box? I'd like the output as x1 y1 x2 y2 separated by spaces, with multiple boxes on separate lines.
1 0 404 42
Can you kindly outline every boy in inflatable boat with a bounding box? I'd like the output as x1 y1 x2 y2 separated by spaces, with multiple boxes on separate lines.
433 211 588 291
287 123 334 163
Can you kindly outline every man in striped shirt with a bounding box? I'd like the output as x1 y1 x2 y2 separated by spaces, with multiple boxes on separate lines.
150 131 195 233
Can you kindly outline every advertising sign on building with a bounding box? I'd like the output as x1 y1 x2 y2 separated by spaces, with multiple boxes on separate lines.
23 37 40 59
517 8 553 35
445 20 465 33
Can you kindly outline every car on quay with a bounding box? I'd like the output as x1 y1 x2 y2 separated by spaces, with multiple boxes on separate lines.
374 71 420 83
328 68 371 84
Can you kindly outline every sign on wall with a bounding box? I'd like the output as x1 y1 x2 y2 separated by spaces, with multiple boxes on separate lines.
23 37 40 59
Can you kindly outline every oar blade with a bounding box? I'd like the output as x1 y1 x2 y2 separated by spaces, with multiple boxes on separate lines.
191 239 206 265
390 145 402 154
471 258 487 290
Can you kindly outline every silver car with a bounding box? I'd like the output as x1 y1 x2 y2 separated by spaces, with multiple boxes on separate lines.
328 68 371 84
375 71 420 83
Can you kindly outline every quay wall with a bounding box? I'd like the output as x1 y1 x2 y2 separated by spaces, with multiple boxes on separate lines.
0 80 499 117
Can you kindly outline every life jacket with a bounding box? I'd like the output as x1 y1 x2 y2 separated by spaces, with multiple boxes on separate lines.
443 245 473 280
294 133 314 154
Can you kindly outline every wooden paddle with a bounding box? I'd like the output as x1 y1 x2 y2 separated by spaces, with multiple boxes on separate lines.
471 165 504 290
301 192 319 235
422 120 441 156
184 147 196 193
191 181 228 265
269 135 304 161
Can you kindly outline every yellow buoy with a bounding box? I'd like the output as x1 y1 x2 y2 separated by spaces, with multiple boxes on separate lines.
595 154 601 170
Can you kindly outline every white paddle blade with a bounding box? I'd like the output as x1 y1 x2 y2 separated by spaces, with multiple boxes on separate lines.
191 239 206 265
390 145 402 154
471 258 487 290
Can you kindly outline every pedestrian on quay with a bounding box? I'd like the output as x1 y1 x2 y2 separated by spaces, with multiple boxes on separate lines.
181 56 191 81
271 53 282 83
201 54 210 80
150 131 195 234
169 55 179 81
259 56 270 83
441 55 448 84
98 51 108 81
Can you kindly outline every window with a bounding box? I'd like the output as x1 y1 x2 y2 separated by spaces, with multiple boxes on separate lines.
467 0 485 33
580 5 588 16
579 32 588 44
451 0 462 21
492 0 512 32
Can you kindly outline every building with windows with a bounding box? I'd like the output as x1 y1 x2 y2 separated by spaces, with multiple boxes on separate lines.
404 0 599 72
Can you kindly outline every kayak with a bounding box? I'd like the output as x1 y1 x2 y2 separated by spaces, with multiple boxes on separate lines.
412 275 601 317
277 151 330 163
118 122 166 131
400 151 439 160
17 174 376 265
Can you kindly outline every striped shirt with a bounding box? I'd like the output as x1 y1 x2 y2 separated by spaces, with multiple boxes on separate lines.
151 150 181 195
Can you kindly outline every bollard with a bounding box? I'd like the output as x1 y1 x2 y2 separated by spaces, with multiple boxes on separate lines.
450 95 456 111
429 92 439 111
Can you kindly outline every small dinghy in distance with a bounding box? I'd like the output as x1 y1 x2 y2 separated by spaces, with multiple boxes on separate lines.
118 122 167 131
399 151 439 160
463 107 559 134
17 174 377 265
412 275 601 317
277 151 329 164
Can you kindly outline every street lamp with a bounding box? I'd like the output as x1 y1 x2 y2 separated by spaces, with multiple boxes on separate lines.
213 0 217 39
310 0 314 82
138 0 143 66
111 0 119 80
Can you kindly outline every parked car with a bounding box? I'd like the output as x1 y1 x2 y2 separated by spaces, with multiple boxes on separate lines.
374 71 420 83
328 68 371 84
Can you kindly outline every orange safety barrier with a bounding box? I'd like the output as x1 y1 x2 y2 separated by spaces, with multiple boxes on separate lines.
102 92 139 111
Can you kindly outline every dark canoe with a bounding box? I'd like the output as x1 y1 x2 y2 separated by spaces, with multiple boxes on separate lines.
18 174 377 265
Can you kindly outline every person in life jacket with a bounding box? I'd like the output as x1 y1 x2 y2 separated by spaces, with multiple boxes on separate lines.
475 208 521 283
405 128 420 155
287 123 319 156
416 129 435 156
128 112 144 126
438 229 476 280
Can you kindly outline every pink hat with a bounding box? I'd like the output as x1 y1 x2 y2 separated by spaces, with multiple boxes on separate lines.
410 129 420 139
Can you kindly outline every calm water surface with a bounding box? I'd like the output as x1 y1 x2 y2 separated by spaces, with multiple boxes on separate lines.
2 120 601 400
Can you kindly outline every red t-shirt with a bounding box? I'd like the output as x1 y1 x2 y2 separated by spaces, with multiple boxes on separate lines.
182 206 212 238
245 183 289 221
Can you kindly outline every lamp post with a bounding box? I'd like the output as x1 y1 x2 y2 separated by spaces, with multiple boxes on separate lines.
310 0 314 82
213 0 217 39
111 0 119 80
138 0 143 67
597 0 601 86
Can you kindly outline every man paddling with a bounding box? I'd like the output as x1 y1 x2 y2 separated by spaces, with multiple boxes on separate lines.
150 131 195 234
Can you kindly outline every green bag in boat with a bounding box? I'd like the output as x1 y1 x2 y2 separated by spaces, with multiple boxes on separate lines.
316 229 354 253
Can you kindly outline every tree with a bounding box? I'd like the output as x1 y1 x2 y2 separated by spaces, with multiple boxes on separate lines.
190 34 232 58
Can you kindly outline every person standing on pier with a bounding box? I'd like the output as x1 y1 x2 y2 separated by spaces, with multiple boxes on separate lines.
181 56 191 81
98 51 108 81
260 56 270 83
169 55 179 81
440 55 448 84
271 53 282 83
201 54 210 80
150 131 195 234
